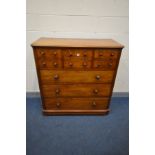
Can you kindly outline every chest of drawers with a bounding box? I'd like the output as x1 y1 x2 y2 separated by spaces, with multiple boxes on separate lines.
31 38 124 115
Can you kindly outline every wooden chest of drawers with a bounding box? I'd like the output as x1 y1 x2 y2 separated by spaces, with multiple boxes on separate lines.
32 38 123 115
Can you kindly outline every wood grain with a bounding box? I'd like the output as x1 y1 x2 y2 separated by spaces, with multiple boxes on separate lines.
32 38 123 115
39 70 115 84
94 49 120 59
42 84 111 97
93 59 117 70
43 109 110 115
31 38 124 48
44 97 109 110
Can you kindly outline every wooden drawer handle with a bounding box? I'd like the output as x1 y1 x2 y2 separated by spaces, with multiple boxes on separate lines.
95 64 101 68
93 89 99 94
69 52 73 57
111 53 114 56
92 101 96 107
55 89 60 94
69 62 73 67
56 102 61 108
95 75 101 80
83 62 87 66
42 62 46 66
53 62 58 67
41 51 45 55
108 63 112 67
83 52 87 57
53 52 57 56
99 52 103 56
54 74 59 80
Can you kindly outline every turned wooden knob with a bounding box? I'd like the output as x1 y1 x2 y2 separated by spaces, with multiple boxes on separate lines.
53 62 58 67
99 52 103 56
83 52 87 57
83 62 87 67
96 75 101 80
111 53 114 56
109 63 112 67
55 89 60 94
95 64 101 68
69 62 73 67
54 74 59 80
92 101 96 106
42 62 46 66
41 51 45 55
53 52 57 56
93 89 99 94
69 52 73 57
56 102 61 108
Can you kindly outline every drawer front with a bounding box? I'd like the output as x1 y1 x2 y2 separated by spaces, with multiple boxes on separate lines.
63 49 93 59
40 70 115 84
36 47 62 59
42 84 111 97
64 59 91 69
94 49 120 59
44 98 109 110
93 60 117 70
38 59 62 69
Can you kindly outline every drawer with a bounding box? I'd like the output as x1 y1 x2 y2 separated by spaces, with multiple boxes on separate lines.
94 49 120 59
64 59 91 69
36 47 62 59
93 60 117 70
38 59 62 69
44 98 109 110
63 49 93 59
40 70 115 84
42 84 111 97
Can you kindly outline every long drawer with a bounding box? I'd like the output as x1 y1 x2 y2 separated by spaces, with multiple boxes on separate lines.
44 98 109 110
42 84 111 97
39 70 115 84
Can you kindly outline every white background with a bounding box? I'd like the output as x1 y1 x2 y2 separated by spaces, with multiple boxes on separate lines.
26 0 129 93
0 0 155 155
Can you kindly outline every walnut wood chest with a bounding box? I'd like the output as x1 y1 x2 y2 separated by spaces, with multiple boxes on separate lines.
31 38 124 115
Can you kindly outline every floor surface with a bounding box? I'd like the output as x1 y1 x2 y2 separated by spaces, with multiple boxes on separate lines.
26 97 129 155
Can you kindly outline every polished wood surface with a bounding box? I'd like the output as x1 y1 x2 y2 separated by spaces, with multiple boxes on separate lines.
43 109 110 115
94 49 119 59
31 38 124 48
39 70 115 84
32 38 123 115
44 98 109 110
93 60 117 70
42 84 111 97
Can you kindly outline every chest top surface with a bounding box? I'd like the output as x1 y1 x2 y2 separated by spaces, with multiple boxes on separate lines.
31 38 124 49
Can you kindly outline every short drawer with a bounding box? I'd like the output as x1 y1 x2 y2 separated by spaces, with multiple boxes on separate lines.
64 59 91 69
36 47 62 59
94 49 120 59
38 59 62 69
93 60 117 70
42 84 111 97
44 98 109 110
40 70 115 84
63 49 93 59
